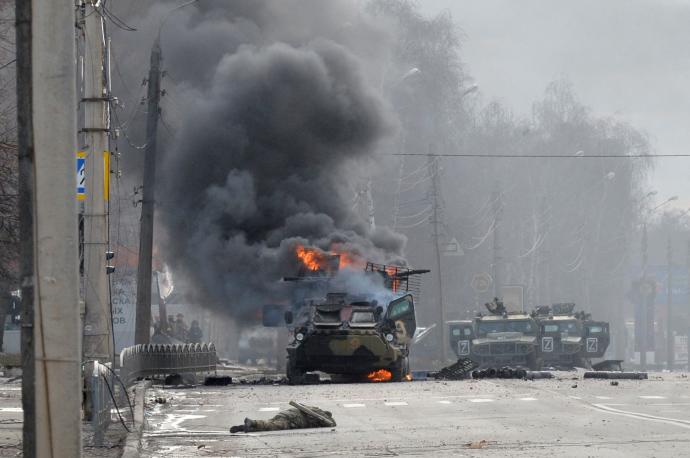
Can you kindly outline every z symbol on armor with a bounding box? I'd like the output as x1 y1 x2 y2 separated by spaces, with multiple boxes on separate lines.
458 340 470 356
586 337 598 353
541 337 553 352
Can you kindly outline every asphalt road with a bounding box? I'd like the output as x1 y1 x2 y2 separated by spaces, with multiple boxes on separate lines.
140 372 690 457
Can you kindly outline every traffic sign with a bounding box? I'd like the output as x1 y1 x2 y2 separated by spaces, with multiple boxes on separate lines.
76 151 86 201
471 273 492 293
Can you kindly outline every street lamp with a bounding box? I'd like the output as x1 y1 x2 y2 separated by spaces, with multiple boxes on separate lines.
639 195 678 370
665 206 690 371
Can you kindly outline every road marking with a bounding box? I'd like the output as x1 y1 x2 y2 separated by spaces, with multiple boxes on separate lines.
639 395 666 399
384 401 408 406
569 396 581 400
0 407 22 413
595 396 612 400
259 407 280 412
437 400 452 405
590 403 690 430
343 403 366 408
469 399 494 403
519 397 537 401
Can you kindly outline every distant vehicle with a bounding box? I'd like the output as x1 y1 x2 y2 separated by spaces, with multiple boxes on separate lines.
470 307 541 370
533 303 609 369
285 292 416 384
448 301 610 370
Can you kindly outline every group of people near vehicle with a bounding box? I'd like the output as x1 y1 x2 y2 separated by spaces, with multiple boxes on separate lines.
152 313 204 344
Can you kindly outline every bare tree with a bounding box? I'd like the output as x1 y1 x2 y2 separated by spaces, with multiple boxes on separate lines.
0 0 17 349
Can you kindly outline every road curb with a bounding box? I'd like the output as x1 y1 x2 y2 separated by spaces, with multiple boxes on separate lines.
121 380 151 458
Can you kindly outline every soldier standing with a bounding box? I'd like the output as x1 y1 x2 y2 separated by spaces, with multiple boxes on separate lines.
187 320 203 343
174 313 188 341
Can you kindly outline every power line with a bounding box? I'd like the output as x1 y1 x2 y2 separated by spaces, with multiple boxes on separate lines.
392 153 690 158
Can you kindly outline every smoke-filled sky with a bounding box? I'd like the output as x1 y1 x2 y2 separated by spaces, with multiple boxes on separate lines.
110 0 409 318
422 0 690 210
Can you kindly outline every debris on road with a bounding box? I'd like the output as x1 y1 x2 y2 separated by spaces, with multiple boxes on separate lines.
204 375 232 386
584 371 648 380
523 371 554 380
610 381 619 386
429 358 477 380
467 440 489 449
592 360 624 371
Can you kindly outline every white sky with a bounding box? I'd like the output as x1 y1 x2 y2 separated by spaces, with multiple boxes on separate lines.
420 0 690 210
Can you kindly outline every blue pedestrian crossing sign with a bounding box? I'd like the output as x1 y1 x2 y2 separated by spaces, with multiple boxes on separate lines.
76 151 86 201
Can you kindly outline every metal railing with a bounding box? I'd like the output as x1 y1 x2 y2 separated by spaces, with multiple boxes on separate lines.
120 343 217 385
85 361 114 446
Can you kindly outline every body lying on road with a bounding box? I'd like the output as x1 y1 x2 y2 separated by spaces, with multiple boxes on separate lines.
230 401 336 433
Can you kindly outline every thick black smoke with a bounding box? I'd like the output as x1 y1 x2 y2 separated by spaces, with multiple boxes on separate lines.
148 1 406 318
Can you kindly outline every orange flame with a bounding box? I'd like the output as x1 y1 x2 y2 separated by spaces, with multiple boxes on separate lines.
367 369 393 382
295 244 366 272
295 245 329 271
385 266 401 292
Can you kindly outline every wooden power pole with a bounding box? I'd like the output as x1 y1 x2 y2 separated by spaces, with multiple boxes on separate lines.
16 0 82 455
135 40 162 344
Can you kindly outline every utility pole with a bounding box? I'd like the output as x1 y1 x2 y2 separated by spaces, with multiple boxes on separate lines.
640 223 648 370
492 186 503 298
428 153 447 362
666 234 675 371
81 0 113 362
135 40 162 344
686 240 690 370
16 0 82 455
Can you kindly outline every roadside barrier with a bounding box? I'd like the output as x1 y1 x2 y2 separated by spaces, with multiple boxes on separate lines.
120 343 217 385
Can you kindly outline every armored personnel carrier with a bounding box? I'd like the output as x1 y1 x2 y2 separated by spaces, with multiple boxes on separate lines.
285 292 416 384
274 254 428 384
533 303 610 369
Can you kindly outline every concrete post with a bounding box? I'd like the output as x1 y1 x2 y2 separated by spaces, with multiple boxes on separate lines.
81 0 113 362
20 0 82 455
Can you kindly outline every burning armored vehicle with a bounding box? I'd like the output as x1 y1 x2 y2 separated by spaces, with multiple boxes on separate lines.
266 247 428 384
285 291 417 383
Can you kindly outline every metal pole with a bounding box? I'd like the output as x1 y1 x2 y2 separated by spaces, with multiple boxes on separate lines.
81 0 113 363
492 187 502 298
135 40 162 344
428 153 447 363
667 236 673 370
640 223 647 370
18 0 82 455
686 239 690 370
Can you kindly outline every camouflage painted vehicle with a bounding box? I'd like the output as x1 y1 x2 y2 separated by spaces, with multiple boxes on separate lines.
470 311 541 370
534 303 610 368
284 292 416 384
448 320 474 359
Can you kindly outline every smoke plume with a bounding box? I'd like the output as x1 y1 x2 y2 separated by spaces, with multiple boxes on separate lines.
144 1 406 319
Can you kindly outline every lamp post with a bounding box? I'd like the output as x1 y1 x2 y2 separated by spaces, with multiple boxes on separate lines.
639 195 677 370
666 207 690 370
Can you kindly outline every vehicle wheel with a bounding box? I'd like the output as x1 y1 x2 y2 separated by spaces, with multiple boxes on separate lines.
390 357 409 382
527 353 541 371
286 358 304 385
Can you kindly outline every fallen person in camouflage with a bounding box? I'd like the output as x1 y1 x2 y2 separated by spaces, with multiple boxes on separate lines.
230 401 336 433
